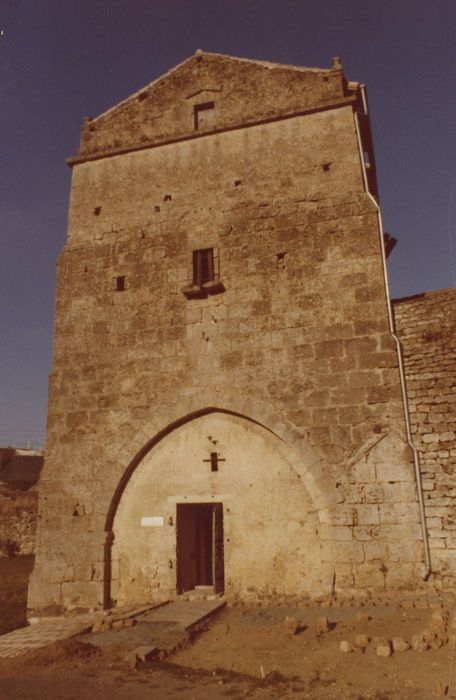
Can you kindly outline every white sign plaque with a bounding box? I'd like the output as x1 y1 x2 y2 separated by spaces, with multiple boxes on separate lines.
141 516 164 527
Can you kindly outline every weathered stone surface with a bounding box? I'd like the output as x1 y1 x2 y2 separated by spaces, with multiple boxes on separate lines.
283 616 302 635
392 637 410 652
354 633 370 649
431 612 448 630
27 51 455 616
339 640 353 653
0 487 37 557
313 616 330 634
91 620 104 634
356 612 371 623
411 634 430 652
376 639 392 657
125 645 159 668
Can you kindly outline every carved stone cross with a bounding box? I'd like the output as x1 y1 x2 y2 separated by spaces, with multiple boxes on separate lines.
203 452 225 472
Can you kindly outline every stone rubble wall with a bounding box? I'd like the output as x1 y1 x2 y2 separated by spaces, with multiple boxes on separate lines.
394 289 456 585
0 488 37 556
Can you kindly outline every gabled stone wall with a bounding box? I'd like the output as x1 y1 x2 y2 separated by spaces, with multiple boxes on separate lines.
394 289 456 585
77 52 352 160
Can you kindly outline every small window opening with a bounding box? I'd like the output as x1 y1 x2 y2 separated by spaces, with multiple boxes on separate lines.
193 248 214 286
116 275 126 292
164 194 172 202
322 162 331 172
194 101 215 131
155 205 160 212
234 179 242 187
277 251 288 270
138 91 148 102
93 206 102 216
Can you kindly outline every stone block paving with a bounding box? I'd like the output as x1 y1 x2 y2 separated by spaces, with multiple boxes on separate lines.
0 614 97 659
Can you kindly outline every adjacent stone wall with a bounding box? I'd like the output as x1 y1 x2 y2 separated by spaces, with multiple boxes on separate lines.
394 289 456 586
0 488 37 556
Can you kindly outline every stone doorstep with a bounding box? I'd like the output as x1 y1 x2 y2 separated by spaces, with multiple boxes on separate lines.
135 598 227 630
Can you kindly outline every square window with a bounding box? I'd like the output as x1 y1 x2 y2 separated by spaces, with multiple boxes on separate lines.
193 249 214 286
194 102 215 131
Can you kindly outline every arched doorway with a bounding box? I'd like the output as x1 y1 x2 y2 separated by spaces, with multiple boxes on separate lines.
108 411 322 607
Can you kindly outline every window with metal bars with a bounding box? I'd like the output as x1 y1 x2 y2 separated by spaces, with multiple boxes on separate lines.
193 248 214 286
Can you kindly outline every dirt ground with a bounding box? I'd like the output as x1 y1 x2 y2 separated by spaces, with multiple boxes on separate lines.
173 603 456 698
1 556 456 699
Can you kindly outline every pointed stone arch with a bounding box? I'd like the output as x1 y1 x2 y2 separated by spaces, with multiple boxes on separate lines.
102 399 334 608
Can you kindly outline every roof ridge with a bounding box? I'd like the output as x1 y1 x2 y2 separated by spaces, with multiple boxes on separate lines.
192 49 332 74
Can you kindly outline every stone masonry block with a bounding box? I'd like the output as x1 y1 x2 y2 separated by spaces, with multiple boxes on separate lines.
363 541 387 561
376 462 414 482
353 563 385 588
387 541 423 563
321 540 364 564
61 581 103 607
353 461 376 483
385 563 415 587
314 340 344 359
353 525 381 541
382 482 417 503
354 504 380 525
319 524 354 541
379 503 420 525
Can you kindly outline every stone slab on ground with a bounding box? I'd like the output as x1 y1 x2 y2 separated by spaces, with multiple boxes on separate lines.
81 621 185 653
80 599 226 658
135 599 226 630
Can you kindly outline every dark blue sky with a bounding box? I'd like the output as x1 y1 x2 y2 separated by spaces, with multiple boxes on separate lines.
1 0 455 448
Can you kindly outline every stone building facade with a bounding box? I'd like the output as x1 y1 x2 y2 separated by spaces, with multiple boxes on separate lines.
28 52 451 616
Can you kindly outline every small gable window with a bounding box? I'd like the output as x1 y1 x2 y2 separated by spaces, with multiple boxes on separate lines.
194 101 215 131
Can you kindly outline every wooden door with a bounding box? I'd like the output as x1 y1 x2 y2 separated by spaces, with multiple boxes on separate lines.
176 504 198 593
212 503 225 594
